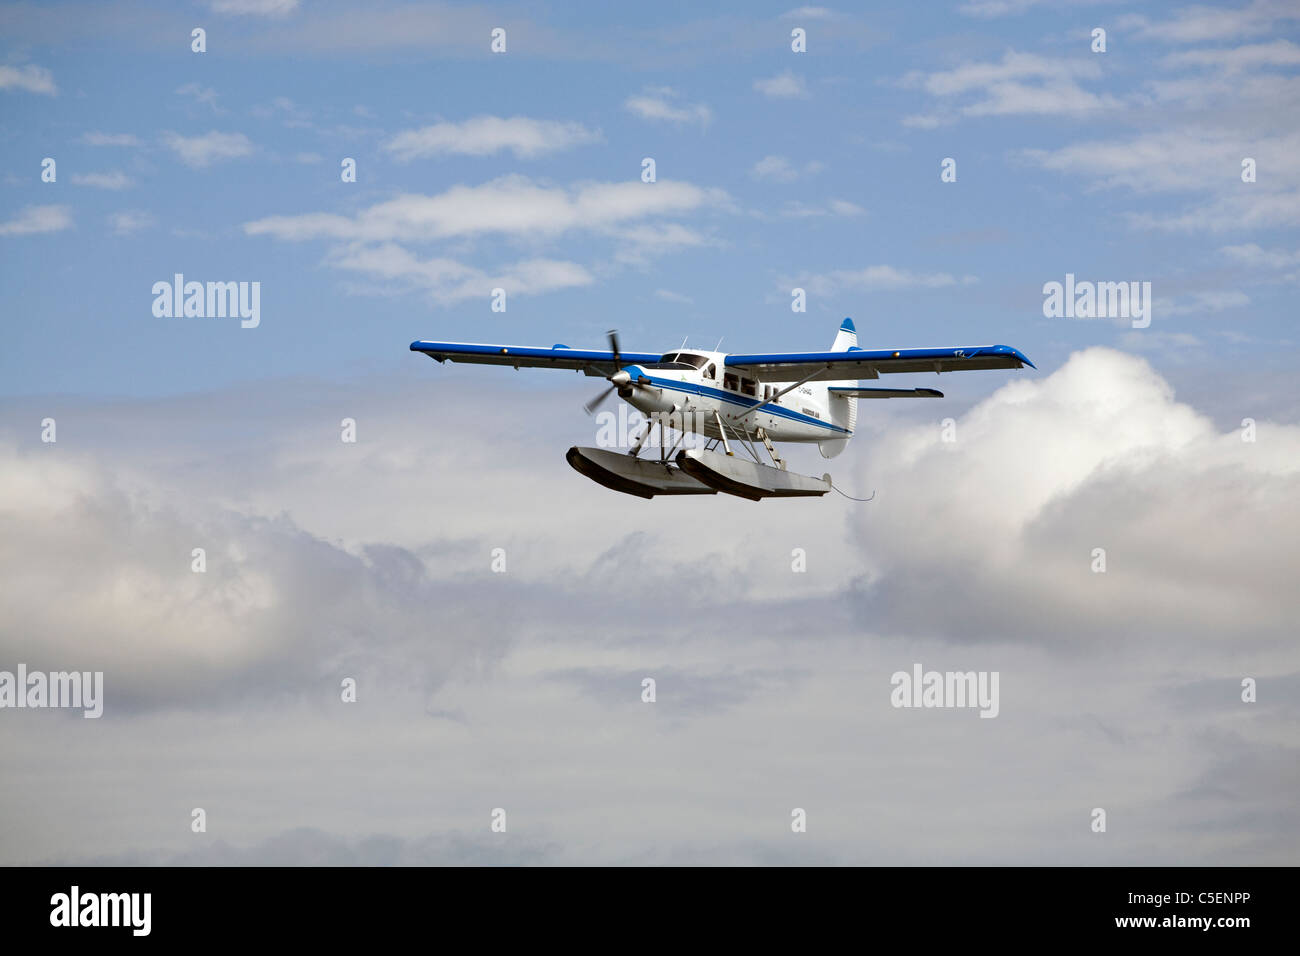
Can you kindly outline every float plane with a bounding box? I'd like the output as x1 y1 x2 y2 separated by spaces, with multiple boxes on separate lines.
410 318 1033 500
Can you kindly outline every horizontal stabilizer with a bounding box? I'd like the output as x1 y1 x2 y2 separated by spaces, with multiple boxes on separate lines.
828 386 944 399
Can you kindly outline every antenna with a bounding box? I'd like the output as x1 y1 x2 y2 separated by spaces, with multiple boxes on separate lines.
679 335 688 350
714 336 724 352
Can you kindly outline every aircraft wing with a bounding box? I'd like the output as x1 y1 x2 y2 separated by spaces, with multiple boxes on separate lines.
410 340 663 377
725 344 1033 382
828 386 945 399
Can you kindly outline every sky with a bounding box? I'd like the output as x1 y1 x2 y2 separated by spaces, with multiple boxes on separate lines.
1 0 1298 865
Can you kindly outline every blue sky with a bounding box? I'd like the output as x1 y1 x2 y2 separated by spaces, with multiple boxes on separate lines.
3 0 1296 401
2 2 1299 867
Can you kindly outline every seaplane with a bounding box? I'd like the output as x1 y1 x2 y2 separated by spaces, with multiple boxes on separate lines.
410 318 1033 500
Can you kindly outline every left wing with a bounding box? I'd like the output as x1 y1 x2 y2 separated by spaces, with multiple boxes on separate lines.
410 340 662 377
726 344 1033 382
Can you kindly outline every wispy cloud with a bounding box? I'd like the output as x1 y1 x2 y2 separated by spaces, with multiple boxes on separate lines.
244 175 727 243
0 205 71 236
0 63 56 95
901 51 1119 125
751 155 825 182
71 171 132 190
328 243 593 304
161 131 255 168
175 82 222 112
754 70 808 98
385 116 600 161
109 210 156 236
1121 0 1300 44
624 87 712 126
789 264 976 295
209 0 300 16
81 131 142 147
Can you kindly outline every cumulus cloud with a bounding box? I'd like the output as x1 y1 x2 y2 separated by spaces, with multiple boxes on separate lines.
384 116 601 161
853 347 1300 645
2 355 1297 866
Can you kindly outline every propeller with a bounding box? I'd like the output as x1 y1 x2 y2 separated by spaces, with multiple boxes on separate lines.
584 329 638 415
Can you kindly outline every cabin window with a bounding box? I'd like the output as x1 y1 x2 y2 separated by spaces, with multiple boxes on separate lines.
705 363 716 380
741 378 757 397
655 351 710 369
723 372 738 391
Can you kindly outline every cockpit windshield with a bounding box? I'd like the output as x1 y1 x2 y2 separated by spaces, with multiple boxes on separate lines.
646 351 710 370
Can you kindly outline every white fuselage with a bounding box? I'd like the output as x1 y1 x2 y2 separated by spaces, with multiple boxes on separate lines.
617 350 852 446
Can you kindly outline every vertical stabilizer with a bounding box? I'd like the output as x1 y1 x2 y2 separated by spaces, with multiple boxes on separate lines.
821 317 857 458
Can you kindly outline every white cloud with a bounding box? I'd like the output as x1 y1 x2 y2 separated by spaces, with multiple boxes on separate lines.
384 116 600 161
793 263 974 294
654 288 694 304
0 205 71 236
327 242 593 304
781 6 836 19
175 82 221 111
0 64 56 95
754 70 808 98
774 199 864 218
161 131 254 168
751 155 825 182
901 51 1119 121
623 88 712 126
1155 290 1250 317
71 171 132 190
1160 38 1300 72
1122 0 1300 44
957 0 1042 17
3 353 1298 866
1023 128 1300 232
109 210 156 236
1220 243 1300 270
209 0 299 16
244 175 727 243
81 131 142 147
857 347 1300 646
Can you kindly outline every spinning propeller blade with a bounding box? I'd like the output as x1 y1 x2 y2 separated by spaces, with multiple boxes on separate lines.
584 329 632 415
584 384 617 415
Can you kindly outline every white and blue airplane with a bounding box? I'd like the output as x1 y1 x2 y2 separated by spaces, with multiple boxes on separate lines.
411 318 1033 500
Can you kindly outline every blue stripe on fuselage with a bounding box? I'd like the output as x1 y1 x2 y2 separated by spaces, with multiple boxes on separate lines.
637 373 851 434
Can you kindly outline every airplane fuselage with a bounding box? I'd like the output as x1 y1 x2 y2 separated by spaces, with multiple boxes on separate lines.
618 350 851 445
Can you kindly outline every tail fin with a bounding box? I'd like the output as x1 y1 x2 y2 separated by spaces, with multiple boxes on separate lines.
830 316 857 352
821 318 857 459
